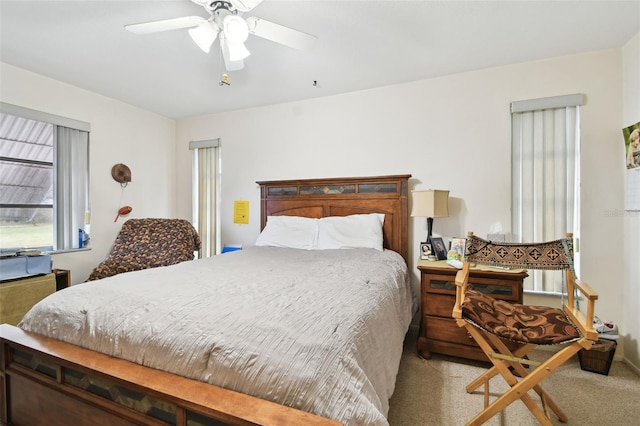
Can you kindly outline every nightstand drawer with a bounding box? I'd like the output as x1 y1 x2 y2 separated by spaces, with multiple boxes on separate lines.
468 280 520 302
425 276 520 302
423 273 456 294
423 293 455 317
425 316 476 346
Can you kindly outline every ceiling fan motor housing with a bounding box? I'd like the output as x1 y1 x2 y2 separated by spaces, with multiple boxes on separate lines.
207 1 239 16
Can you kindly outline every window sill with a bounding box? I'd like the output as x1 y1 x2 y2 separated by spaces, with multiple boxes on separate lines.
49 247 92 255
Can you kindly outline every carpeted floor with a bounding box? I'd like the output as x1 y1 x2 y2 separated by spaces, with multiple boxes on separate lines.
387 327 640 425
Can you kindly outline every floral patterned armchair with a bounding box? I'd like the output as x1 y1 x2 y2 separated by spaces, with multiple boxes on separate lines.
87 218 201 281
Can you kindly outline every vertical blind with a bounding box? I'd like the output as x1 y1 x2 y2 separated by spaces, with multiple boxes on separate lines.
56 126 89 249
511 94 583 294
189 138 220 258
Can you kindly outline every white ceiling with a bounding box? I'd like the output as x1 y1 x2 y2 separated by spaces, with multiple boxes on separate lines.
2 0 639 119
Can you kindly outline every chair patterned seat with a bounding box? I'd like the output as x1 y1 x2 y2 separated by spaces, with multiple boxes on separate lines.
462 288 581 345
87 218 200 281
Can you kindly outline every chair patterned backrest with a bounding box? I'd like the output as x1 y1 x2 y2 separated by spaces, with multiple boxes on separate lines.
465 233 574 272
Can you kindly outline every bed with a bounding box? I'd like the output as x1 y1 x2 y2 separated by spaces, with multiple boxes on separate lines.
0 174 414 426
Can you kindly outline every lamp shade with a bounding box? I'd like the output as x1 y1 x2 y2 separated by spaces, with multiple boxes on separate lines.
410 190 449 218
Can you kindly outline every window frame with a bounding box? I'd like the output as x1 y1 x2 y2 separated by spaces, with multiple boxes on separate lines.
510 94 584 295
0 102 91 253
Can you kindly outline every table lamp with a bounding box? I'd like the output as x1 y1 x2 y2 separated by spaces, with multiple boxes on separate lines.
411 189 450 243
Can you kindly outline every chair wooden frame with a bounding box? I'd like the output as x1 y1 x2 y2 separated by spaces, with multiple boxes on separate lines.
452 232 599 425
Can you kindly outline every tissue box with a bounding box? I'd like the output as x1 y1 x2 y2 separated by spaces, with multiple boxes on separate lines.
0 255 52 281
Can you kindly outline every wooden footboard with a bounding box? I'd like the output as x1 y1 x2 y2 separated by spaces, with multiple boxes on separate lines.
0 324 341 426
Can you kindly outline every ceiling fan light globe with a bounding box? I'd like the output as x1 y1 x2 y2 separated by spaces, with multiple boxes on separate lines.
188 22 219 53
224 59 245 71
223 15 249 43
221 33 248 70
227 41 251 61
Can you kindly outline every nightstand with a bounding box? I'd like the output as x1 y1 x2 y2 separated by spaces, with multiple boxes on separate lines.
53 268 71 291
417 259 528 362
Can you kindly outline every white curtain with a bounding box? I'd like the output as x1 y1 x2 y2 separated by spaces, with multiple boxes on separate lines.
511 95 582 294
55 126 89 250
190 139 220 258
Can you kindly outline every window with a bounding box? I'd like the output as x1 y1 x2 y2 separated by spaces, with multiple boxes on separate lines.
190 138 221 258
511 94 584 294
0 103 90 253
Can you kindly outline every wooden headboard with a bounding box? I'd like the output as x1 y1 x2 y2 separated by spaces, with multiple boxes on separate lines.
257 174 411 263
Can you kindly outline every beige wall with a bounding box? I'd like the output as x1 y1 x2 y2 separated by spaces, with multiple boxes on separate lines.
0 63 178 283
176 49 630 362
622 32 640 372
2 43 636 366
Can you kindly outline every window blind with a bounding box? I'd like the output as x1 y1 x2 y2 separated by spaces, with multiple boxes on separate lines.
189 138 220 258
511 95 583 294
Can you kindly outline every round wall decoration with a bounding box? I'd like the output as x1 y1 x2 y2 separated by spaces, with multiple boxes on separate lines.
111 163 132 184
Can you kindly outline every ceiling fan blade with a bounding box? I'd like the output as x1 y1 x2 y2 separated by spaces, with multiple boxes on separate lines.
245 16 317 51
125 16 208 35
231 0 264 13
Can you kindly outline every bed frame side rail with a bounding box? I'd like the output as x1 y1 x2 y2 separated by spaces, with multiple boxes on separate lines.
0 324 341 426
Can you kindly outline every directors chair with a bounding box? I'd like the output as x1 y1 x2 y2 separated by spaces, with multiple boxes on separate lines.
452 232 599 425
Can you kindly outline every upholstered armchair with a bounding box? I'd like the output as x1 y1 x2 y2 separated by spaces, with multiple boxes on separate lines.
87 218 201 281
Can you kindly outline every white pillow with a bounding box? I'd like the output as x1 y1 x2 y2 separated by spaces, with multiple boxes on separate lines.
316 213 385 251
255 215 318 250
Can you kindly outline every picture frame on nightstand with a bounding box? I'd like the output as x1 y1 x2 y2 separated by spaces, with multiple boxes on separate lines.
430 237 447 260
449 237 466 261
420 242 433 259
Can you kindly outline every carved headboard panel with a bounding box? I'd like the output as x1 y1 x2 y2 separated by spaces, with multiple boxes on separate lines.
257 175 411 263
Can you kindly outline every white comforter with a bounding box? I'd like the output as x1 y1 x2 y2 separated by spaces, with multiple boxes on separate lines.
20 246 417 425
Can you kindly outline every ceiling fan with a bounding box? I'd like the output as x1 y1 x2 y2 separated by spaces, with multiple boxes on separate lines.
125 0 317 71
